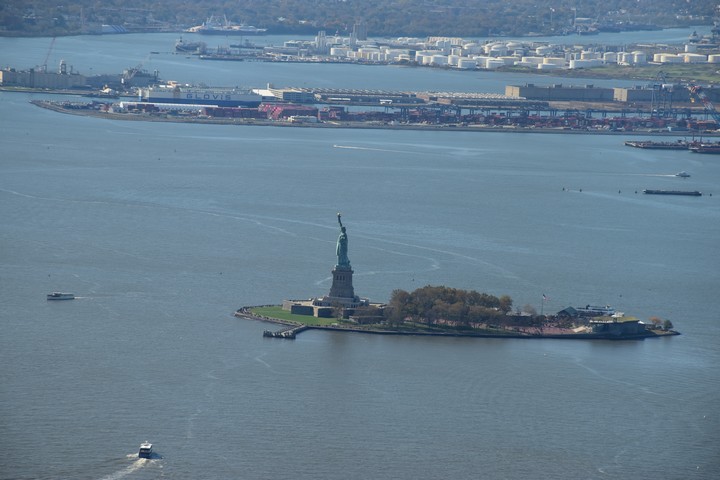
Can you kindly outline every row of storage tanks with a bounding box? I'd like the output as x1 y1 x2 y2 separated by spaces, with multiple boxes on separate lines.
329 40 720 70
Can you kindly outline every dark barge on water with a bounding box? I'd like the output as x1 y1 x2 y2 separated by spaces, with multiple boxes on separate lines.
643 189 702 196
625 140 690 150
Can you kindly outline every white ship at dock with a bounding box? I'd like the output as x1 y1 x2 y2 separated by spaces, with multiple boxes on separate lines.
185 15 267 35
139 83 262 108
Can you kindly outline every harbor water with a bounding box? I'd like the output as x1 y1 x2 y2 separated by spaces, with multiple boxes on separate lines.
1 30 719 479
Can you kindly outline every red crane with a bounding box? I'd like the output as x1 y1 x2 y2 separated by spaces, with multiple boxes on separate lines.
688 84 720 124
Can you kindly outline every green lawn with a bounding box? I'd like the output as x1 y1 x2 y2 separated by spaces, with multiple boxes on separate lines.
250 306 341 326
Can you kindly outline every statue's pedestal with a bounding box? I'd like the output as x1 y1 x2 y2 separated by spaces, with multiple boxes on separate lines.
328 266 355 300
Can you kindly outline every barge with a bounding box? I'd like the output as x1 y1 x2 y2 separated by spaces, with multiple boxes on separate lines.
689 143 720 154
643 189 702 196
47 292 75 300
624 140 689 150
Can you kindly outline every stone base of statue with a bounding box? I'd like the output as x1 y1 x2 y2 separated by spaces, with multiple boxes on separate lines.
328 265 355 300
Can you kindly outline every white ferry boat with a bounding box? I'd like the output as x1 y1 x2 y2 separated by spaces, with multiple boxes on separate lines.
138 441 153 458
47 292 75 300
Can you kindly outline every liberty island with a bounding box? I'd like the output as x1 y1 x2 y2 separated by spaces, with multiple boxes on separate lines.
236 215 679 340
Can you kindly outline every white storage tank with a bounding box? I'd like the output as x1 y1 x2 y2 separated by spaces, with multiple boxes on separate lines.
485 59 505 69
489 44 508 56
535 45 553 56
447 55 460 66
543 57 566 66
457 58 478 69
653 53 665 63
683 53 707 63
537 63 561 70
631 51 647 64
415 50 436 62
463 43 483 54
660 54 682 63
473 56 490 68
431 55 448 66
521 56 544 65
498 56 517 66
708 54 720 63
603 52 617 63
685 43 698 53
330 47 350 57
580 51 600 60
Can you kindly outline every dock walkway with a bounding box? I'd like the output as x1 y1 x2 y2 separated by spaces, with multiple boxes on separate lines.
262 325 308 339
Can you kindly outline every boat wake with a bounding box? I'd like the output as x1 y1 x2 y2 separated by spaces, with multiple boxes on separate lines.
98 456 150 480
333 144 421 155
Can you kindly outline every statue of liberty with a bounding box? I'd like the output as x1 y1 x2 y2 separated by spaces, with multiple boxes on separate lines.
336 213 351 269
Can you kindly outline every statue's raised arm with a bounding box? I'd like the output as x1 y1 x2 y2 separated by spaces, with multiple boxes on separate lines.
335 213 351 269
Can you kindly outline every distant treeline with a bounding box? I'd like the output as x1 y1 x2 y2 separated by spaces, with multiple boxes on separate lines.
2 0 716 37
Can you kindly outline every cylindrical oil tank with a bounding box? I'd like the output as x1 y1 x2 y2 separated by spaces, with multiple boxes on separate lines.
631 51 647 64
457 58 477 69
603 52 617 63
660 54 682 63
485 59 505 69
521 56 544 65
683 53 707 63
430 55 447 65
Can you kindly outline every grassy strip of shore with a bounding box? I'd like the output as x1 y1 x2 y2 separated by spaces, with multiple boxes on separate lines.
250 306 338 326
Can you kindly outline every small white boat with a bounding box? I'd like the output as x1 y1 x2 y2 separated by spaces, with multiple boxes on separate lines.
675 171 691 178
138 441 153 458
47 292 75 300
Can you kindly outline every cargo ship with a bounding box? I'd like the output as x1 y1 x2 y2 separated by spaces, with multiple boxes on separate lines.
139 84 262 107
689 143 720 154
643 189 702 196
174 38 206 54
186 15 267 35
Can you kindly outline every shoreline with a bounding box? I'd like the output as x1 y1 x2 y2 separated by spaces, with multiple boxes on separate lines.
234 308 681 341
28 99 720 136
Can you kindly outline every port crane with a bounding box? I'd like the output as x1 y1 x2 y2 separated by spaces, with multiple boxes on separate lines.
41 37 56 72
687 84 720 125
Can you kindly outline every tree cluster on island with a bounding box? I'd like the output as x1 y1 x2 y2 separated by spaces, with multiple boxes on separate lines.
2 0 716 37
383 285 514 329
346 285 675 335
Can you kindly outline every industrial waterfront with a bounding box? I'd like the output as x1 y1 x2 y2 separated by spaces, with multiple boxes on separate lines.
4 25 719 134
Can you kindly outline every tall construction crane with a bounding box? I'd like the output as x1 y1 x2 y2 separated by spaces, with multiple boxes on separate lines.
42 37 56 72
688 84 720 124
